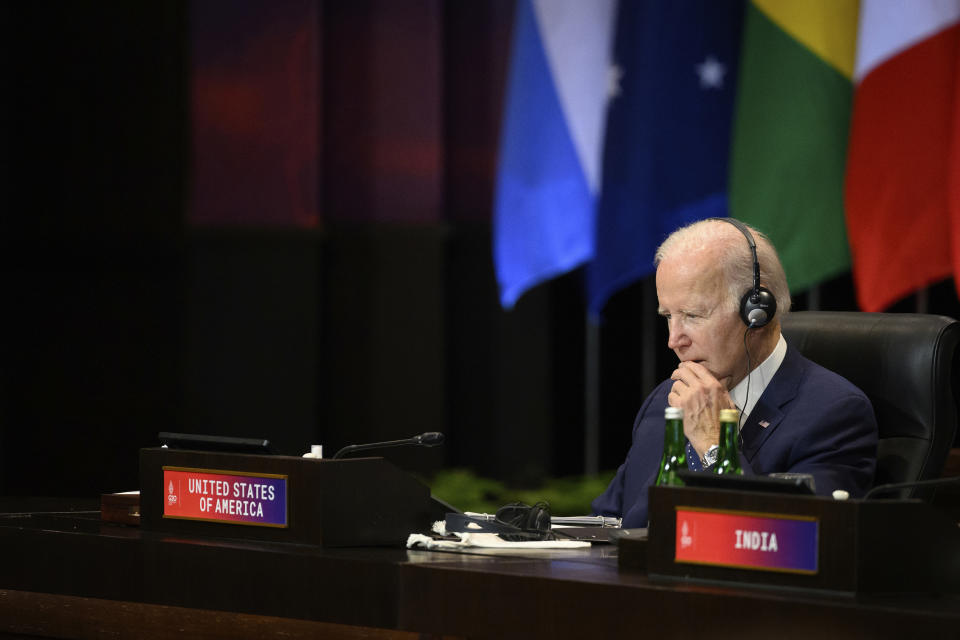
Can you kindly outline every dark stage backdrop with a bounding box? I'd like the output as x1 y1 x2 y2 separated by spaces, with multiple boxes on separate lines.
2 1 958 497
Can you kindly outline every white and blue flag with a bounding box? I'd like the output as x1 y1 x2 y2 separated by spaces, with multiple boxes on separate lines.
493 0 616 309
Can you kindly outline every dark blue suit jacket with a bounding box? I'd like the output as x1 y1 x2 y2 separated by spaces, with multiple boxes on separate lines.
592 345 878 528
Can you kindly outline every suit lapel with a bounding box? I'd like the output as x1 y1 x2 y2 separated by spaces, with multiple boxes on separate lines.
740 346 804 460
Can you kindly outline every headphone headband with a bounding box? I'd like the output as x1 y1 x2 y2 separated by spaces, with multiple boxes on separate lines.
705 217 776 328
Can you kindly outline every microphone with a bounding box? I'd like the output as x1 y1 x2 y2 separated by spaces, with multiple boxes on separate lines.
864 475 960 499
747 308 767 327
332 432 445 460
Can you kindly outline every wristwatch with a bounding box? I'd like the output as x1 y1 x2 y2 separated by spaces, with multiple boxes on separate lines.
702 445 720 468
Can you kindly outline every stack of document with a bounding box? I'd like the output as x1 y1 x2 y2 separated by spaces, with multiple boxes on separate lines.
457 512 621 528
551 515 621 528
407 531 590 550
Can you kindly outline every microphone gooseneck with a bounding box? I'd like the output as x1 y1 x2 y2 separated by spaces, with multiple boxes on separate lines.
332 432 445 460
864 475 960 499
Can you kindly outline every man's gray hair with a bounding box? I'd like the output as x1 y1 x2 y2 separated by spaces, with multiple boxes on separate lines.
654 218 792 316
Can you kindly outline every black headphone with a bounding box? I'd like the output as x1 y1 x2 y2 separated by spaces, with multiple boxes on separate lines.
709 218 777 328
444 502 555 541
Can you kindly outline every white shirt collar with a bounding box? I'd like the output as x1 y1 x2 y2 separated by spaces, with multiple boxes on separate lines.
729 333 787 422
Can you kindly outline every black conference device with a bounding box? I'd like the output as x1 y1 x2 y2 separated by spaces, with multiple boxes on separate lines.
158 431 274 455
676 470 815 495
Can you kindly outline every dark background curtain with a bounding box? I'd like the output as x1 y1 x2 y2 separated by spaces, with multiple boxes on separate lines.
3 1 958 497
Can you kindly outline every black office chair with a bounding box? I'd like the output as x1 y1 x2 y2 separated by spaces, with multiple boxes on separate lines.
780 312 960 499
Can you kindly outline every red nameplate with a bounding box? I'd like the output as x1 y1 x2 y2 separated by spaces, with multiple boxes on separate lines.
162 466 288 527
675 507 818 574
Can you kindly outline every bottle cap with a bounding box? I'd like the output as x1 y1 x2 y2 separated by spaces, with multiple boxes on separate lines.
719 408 740 422
664 407 683 419
302 444 323 459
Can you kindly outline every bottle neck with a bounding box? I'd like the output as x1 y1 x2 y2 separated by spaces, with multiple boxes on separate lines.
664 418 685 452
719 421 738 452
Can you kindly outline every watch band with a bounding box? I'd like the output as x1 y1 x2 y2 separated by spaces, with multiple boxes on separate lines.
702 444 720 467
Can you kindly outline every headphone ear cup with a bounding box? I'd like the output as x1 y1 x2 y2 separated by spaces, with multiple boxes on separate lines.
524 503 551 533
740 286 777 328
494 502 554 541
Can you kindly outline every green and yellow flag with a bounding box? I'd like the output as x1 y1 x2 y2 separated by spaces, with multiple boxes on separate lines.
730 0 859 293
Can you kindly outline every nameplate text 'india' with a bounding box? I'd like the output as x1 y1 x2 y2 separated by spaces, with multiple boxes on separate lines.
674 507 818 574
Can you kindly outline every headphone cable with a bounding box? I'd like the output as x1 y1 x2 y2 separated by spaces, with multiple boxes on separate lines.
738 327 753 447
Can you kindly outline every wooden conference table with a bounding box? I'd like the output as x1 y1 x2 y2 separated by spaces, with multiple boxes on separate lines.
0 498 957 640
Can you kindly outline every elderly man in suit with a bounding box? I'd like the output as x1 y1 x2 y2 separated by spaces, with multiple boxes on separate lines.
593 218 878 528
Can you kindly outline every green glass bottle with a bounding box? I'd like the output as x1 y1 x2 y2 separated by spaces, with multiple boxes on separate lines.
714 408 743 475
656 407 687 486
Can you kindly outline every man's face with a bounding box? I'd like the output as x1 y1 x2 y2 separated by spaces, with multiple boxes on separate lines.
656 250 747 387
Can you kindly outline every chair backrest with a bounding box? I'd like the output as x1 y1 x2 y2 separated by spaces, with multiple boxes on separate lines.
781 311 960 499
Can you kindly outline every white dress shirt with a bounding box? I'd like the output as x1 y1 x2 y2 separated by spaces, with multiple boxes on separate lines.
729 333 787 424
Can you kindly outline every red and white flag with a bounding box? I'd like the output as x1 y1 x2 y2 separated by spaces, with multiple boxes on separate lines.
845 1 960 311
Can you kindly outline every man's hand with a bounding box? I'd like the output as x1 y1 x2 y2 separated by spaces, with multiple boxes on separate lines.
668 361 735 459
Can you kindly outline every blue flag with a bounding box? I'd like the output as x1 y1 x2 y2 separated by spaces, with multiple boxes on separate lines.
493 0 616 309
587 1 745 314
